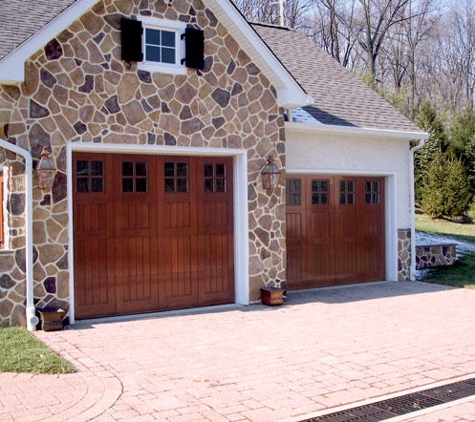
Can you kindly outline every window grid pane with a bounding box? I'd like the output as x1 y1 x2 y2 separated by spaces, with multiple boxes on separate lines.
145 28 176 64
286 179 301 205
76 160 105 193
203 163 227 193
122 161 147 193
311 179 329 205
365 181 381 205
165 162 189 193
340 180 356 205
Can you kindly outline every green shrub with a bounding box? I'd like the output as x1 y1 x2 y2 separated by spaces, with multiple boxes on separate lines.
420 153 471 218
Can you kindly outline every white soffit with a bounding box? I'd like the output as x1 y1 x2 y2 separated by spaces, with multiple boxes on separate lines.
286 121 429 142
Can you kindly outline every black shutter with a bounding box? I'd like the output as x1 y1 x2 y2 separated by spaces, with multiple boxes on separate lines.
184 27 204 69
121 18 143 62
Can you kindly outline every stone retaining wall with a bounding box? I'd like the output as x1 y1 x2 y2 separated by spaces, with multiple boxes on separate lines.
416 244 457 269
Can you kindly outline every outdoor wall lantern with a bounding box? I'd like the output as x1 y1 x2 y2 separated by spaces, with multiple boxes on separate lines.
261 156 281 191
37 146 57 190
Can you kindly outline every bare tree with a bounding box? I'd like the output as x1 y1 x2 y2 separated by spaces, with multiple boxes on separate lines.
231 0 314 29
308 0 360 68
451 0 475 109
382 0 439 116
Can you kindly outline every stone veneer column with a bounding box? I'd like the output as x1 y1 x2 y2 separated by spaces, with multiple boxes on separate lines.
0 0 287 325
398 228 412 281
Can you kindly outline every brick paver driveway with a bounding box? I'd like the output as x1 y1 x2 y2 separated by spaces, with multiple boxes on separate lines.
2 281 475 421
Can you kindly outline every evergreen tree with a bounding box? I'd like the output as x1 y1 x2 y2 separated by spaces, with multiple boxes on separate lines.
420 153 471 218
414 102 448 205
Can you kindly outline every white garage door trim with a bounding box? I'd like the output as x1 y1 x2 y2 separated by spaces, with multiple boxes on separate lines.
67 142 249 324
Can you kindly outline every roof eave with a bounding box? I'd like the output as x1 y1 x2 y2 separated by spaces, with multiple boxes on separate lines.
0 0 98 85
286 121 429 141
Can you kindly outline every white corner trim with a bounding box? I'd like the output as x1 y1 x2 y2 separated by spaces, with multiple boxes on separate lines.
286 121 429 141
0 0 99 84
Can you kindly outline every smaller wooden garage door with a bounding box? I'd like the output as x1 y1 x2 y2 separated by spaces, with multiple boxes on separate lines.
286 175 385 289
73 153 234 319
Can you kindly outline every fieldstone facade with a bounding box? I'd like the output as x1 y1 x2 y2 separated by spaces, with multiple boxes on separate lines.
398 228 411 281
0 0 286 326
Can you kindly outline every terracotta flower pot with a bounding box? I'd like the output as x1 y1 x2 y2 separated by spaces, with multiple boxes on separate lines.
260 287 286 306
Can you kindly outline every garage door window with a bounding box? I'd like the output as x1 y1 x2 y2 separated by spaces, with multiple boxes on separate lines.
165 162 188 193
339 180 355 205
286 179 301 205
204 163 227 193
365 181 381 204
122 161 147 193
311 179 329 205
76 160 104 193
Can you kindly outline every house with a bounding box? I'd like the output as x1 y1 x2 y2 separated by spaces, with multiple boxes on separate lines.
0 0 427 329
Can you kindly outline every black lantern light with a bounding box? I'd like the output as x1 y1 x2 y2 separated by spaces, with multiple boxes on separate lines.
37 146 57 190
261 156 281 191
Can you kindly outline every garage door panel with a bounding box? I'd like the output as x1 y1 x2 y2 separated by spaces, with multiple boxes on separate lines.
75 203 109 235
163 202 193 231
74 237 116 318
286 175 385 290
307 243 334 285
197 233 234 303
74 153 234 319
158 235 198 309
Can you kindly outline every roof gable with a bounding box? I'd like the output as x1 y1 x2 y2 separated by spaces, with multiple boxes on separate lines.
0 0 311 109
252 23 426 136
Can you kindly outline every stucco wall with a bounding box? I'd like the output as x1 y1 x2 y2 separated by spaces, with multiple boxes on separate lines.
0 0 285 326
285 127 412 281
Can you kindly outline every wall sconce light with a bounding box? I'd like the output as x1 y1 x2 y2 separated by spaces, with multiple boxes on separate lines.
37 146 57 190
261 156 281 190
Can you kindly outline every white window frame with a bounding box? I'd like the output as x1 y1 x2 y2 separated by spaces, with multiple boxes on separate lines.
137 17 186 75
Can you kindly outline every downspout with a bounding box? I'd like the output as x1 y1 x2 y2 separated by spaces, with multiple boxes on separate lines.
409 138 426 281
0 139 38 330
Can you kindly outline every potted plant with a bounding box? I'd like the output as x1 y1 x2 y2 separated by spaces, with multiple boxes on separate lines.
260 284 286 306
37 307 65 331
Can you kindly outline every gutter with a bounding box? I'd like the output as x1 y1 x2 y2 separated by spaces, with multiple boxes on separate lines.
0 139 38 330
409 139 426 281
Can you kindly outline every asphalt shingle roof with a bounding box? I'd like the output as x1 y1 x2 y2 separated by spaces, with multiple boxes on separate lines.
252 23 424 134
0 0 77 60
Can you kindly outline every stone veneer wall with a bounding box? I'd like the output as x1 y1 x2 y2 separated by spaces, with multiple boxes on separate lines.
0 0 286 326
398 228 411 281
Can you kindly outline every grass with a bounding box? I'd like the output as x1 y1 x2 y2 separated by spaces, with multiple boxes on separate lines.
415 213 475 244
0 327 76 374
416 212 475 289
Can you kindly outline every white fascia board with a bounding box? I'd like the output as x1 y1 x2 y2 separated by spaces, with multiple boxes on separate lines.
286 121 429 142
203 0 313 109
0 0 98 84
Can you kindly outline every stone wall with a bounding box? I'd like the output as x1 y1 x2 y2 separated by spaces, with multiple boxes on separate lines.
0 0 285 326
416 244 456 269
398 228 411 281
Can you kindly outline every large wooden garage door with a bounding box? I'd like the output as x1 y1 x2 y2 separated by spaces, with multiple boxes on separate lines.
286 175 385 289
73 153 234 319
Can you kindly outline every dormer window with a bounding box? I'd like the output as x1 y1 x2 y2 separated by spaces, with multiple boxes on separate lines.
121 17 204 75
